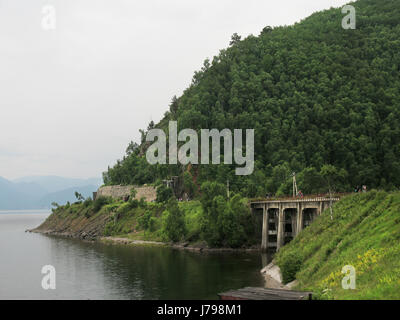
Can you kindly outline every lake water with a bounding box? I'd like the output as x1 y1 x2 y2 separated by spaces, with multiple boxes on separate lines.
0 211 266 300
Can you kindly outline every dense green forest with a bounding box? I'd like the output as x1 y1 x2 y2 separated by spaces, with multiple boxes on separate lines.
104 0 400 197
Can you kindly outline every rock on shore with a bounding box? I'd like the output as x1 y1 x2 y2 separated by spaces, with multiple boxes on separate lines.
261 262 298 289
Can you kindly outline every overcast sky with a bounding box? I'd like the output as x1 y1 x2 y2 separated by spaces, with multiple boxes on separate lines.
0 0 350 180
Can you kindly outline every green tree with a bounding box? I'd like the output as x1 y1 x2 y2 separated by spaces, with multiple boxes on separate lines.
156 185 174 203
199 182 226 246
130 188 137 199
138 211 152 230
320 164 348 219
183 171 196 199
169 95 179 115
162 199 186 242
320 165 348 194
74 192 85 202
297 167 324 194
229 33 241 46
218 194 250 248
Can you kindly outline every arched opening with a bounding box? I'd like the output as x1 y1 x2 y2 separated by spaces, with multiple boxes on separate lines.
252 207 264 242
283 208 297 245
267 208 278 247
302 208 317 229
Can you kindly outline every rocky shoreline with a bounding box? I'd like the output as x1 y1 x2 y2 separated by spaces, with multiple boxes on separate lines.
28 228 99 241
29 228 261 253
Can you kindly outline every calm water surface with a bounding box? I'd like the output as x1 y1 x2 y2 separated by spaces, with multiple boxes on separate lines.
0 211 266 300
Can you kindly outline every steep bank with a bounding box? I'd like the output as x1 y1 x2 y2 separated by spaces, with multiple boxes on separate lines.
32 198 166 241
275 190 400 299
32 196 259 251
32 204 112 240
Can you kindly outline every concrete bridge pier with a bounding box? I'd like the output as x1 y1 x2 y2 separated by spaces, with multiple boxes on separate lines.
296 202 302 235
277 205 284 251
261 204 268 252
261 204 280 252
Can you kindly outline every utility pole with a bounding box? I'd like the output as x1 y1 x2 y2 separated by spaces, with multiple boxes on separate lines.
328 187 333 220
292 172 298 197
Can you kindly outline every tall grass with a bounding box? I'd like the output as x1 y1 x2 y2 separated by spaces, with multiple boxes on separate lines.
275 190 400 299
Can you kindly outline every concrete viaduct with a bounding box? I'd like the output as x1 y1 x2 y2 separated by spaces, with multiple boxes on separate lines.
250 196 341 252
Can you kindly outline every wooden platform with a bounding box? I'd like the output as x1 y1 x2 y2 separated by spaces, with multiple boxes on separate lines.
218 287 312 300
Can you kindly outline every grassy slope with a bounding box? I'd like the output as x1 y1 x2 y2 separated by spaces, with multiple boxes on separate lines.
35 202 112 237
275 190 400 299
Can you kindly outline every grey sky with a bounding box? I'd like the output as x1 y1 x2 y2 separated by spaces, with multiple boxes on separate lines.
0 0 349 180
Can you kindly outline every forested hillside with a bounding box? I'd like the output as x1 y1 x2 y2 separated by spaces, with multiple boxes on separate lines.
104 0 400 197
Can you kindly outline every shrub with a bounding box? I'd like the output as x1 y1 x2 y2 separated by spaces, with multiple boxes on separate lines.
156 185 174 203
183 171 197 199
93 196 112 212
162 198 186 242
103 222 114 236
182 201 202 242
219 194 250 248
130 188 137 199
149 217 157 232
83 197 93 208
139 197 147 208
280 252 303 284
138 211 152 230
116 202 131 215
84 209 93 219
129 199 139 209
199 184 253 248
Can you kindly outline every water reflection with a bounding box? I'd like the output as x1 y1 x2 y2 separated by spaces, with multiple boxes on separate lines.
0 212 266 300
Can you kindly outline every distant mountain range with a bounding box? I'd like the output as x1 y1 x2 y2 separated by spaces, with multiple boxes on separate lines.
0 176 103 210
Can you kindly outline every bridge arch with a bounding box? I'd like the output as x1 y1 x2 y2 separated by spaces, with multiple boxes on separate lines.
302 208 318 229
283 208 297 245
267 208 278 249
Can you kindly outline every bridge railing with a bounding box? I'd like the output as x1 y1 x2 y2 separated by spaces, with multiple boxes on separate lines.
250 192 351 202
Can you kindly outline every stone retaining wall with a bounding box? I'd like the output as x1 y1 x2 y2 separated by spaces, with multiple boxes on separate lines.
96 185 157 202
